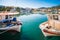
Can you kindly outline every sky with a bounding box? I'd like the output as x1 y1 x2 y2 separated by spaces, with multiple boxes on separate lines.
0 0 60 8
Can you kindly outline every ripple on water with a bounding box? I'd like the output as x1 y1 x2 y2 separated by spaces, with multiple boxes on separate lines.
17 14 48 40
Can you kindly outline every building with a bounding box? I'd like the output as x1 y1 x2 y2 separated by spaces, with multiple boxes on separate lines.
20 8 32 15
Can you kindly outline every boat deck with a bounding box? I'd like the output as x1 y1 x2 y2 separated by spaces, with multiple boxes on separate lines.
40 21 60 36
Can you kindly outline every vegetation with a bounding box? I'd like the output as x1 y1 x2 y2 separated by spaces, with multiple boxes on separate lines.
51 5 60 9
0 5 20 12
15 7 20 12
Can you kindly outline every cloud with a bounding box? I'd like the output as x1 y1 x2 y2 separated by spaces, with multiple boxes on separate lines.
0 0 60 8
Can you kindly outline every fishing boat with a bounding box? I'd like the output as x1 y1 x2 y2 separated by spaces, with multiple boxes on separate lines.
39 10 60 36
0 11 22 34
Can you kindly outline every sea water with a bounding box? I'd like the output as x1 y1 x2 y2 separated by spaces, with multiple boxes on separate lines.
17 14 48 40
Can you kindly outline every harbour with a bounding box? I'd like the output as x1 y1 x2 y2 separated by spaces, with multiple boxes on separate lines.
0 14 47 40
0 0 60 40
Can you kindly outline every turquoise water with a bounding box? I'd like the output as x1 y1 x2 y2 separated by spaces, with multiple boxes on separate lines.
1 14 60 40
17 14 48 40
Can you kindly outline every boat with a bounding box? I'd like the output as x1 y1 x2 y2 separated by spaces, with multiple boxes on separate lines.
0 11 22 34
39 13 60 36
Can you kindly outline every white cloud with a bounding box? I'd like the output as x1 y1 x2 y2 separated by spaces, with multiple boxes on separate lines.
0 0 58 8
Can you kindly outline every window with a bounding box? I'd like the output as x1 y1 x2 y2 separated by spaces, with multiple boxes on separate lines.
5 15 8 19
53 15 58 20
0 15 2 20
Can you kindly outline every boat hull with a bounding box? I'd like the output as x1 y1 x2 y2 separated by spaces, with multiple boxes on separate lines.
39 22 60 36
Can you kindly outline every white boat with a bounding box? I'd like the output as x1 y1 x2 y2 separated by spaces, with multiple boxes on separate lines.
39 14 60 37
0 12 22 34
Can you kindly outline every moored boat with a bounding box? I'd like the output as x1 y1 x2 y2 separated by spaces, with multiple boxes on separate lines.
0 11 22 34
39 13 60 36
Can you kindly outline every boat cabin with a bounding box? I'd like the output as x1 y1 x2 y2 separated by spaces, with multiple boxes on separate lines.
48 13 60 31
0 12 19 28
0 12 19 20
